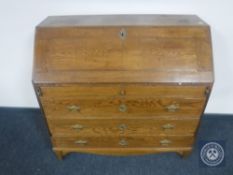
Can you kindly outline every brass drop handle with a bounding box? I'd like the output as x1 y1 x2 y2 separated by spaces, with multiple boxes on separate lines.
160 139 172 146
71 124 84 131
75 140 87 145
166 104 179 112
119 104 127 112
119 139 128 146
67 105 80 112
118 124 127 133
162 123 175 130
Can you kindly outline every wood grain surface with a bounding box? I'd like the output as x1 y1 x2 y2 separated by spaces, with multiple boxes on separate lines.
41 97 205 118
39 85 206 98
33 15 213 84
52 135 194 148
32 15 214 158
47 118 200 136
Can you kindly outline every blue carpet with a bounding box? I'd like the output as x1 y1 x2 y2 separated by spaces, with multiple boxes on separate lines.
0 107 232 175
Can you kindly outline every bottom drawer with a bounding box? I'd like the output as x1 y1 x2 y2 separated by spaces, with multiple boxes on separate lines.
52 135 194 148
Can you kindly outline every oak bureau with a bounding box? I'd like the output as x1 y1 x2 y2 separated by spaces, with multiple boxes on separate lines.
32 15 214 159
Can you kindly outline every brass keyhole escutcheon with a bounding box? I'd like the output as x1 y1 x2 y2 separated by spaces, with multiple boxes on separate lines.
118 124 127 130
119 139 128 146
119 89 126 96
119 28 127 40
119 104 127 112
118 123 127 134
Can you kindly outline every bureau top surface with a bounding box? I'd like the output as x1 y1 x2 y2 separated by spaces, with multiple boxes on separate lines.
38 14 207 27
33 15 214 84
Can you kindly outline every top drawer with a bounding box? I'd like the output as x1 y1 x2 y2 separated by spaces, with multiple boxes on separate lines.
38 85 207 99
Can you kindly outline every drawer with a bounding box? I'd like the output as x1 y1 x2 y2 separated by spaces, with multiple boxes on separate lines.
52 135 194 148
39 85 206 98
41 97 205 118
48 118 200 136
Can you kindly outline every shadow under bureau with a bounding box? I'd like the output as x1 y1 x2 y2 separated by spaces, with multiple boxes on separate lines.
32 14 214 159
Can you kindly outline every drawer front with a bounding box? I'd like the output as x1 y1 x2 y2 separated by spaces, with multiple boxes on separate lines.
37 27 212 72
52 135 194 148
48 118 200 136
40 85 206 98
41 97 205 118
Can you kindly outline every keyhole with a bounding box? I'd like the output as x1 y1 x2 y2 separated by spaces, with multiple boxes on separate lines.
119 28 126 40
121 31 124 37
